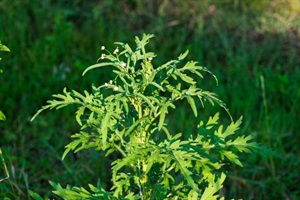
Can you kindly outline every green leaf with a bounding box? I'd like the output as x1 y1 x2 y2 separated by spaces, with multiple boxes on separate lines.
31 88 83 121
172 150 201 194
29 190 46 200
178 50 189 60
227 135 253 150
221 150 243 167
188 190 199 200
135 34 155 50
161 126 172 139
62 133 83 160
112 157 138 181
158 101 175 130
205 113 219 129
0 111 5 121
200 173 226 200
101 111 111 150
75 106 85 126
186 96 198 117
124 116 147 136
150 82 165 92
158 107 167 131
82 62 116 76
177 72 196 84
120 98 129 113
0 42 10 52
222 116 243 138
135 93 155 109
201 91 232 121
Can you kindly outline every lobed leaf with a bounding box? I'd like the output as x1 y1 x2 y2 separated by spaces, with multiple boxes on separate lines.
172 150 201 194
222 116 243 138
178 50 189 60
75 106 85 126
200 173 226 200
220 150 243 167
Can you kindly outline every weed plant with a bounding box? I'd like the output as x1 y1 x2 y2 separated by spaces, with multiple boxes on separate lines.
30 34 271 199
0 0 299 199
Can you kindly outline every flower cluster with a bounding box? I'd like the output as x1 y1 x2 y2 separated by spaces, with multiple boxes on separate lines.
99 45 126 68
104 80 118 91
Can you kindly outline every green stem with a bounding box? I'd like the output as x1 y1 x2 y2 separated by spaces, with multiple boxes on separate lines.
113 144 127 157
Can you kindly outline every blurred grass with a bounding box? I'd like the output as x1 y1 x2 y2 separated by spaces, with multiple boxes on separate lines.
0 0 299 199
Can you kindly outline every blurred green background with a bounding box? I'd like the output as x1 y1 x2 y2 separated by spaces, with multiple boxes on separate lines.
0 0 299 199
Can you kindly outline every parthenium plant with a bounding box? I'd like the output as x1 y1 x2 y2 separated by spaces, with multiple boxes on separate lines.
31 34 262 199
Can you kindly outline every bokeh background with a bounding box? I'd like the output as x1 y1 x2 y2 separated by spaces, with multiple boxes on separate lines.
0 0 299 199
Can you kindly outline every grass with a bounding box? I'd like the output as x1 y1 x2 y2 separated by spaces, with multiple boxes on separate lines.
0 0 299 199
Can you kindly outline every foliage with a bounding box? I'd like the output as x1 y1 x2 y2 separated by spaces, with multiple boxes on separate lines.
31 34 265 199
1 0 298 199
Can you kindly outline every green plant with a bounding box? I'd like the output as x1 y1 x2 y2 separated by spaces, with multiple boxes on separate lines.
31 34 267 199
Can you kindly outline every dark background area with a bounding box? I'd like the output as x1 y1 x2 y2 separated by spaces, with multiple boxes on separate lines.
0 0 299 199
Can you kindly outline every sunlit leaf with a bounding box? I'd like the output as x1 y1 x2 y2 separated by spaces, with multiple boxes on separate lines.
178 50 189 60
82 62 117 76
0 111 5 121
200 173 226 200
186 96 198 117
